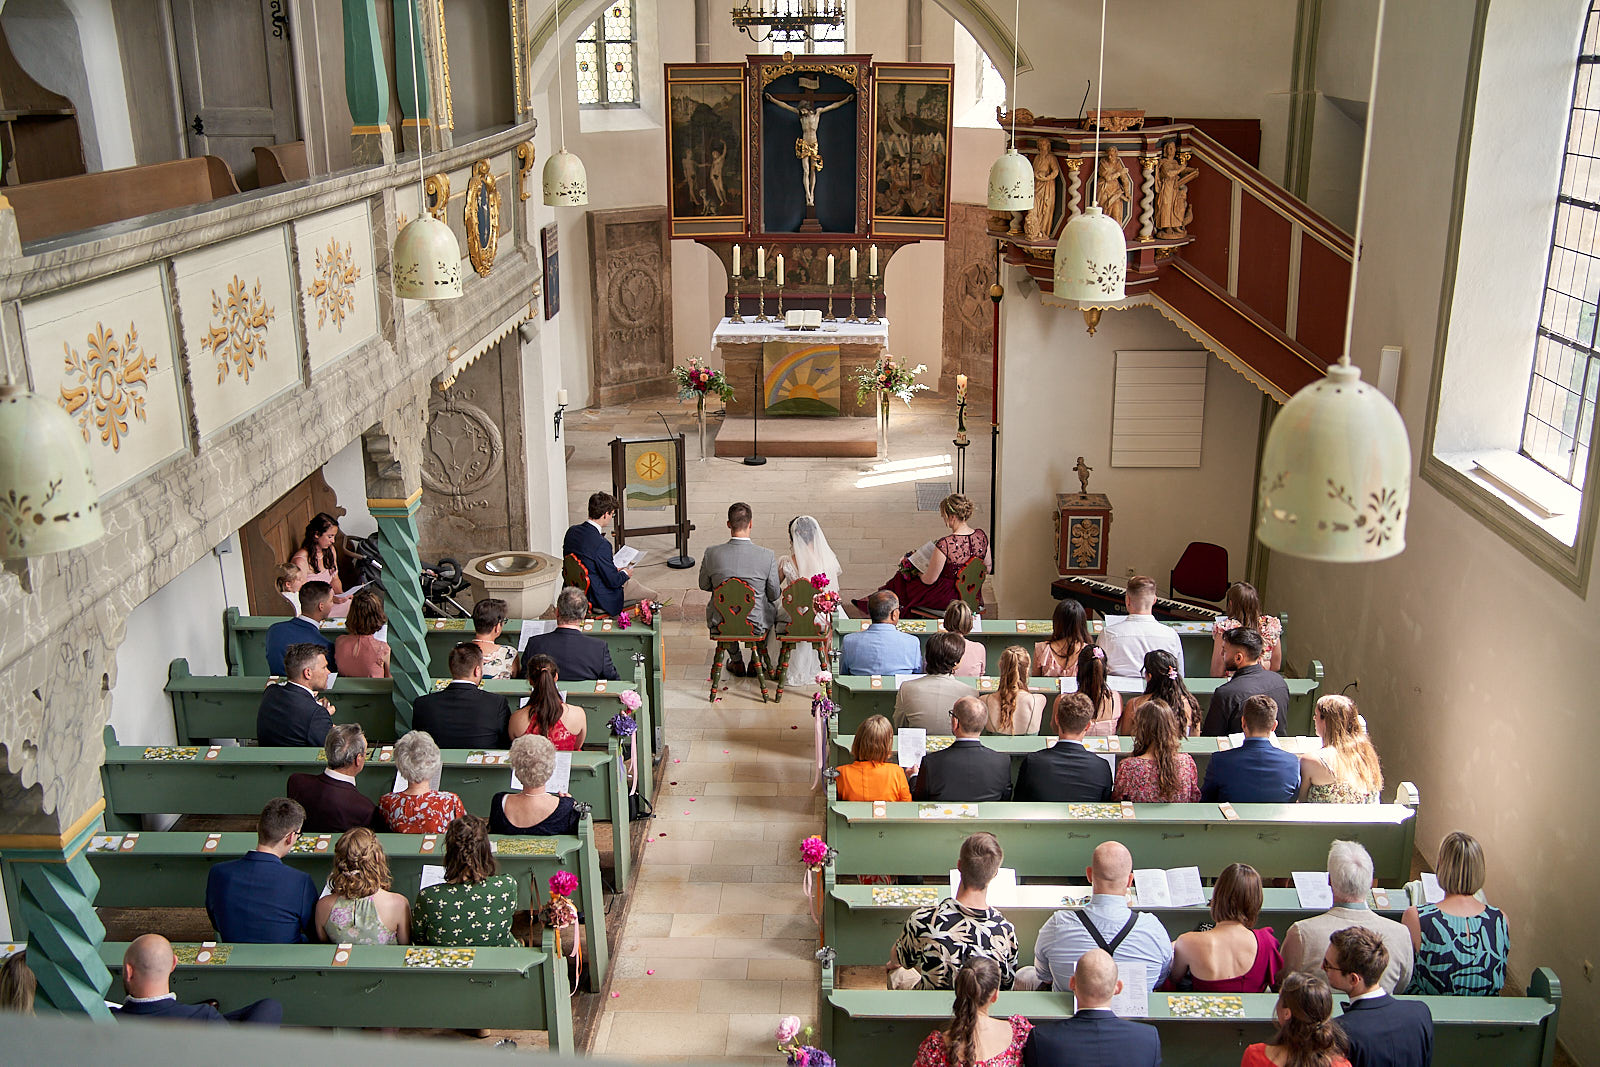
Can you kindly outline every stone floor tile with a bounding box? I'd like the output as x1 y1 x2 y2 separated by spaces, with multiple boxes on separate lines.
669 911 763 939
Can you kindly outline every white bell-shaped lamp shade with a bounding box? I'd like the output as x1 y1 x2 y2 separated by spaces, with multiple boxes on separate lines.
393 215 463 300
0 384 103 558
987 148 1034 212
1053 206 1126 301
543 147 588 206
1257 362 1411 562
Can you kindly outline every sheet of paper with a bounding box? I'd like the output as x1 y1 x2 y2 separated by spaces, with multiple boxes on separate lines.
1420 872 1445 904
1165 866 1206 908
0 943 23 961
1098 752 1118 777
907 541 939 573
897 728 927 769
1227 732 1245 748
336 581 370 600
613 545 642 569
1133 868 1173 908
373 624 388 644
950 866 1017 907
517 619 557 652
393 770 409 793
420 864 447 891
545 751 573 794
1106 963 1150 1018
1108 676 1144 693
1292 871 1334 910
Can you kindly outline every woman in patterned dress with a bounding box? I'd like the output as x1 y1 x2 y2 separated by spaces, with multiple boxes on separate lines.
1402 832 1510 995
315 828 411 944
912 956 1032 1067
854 495 989 617
511 654 587 750
379 730 467 833
1211 581 1283 675
1298 696 1383 804
1112 699 1201 802
470 598 520 680
413 815 519 946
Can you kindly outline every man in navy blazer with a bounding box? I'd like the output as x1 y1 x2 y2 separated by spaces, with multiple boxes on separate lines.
112 934 281 1024
411 643 514 748
563 491 657 617
204 798 319 943
1326 927 1433 1067
1023 948 1161 1066
256 643 337 747
263 581 334 675
912 697 1013 802
839 591 923 675
1199 695 1300 803
1013 693 1114 803
522 587 621 681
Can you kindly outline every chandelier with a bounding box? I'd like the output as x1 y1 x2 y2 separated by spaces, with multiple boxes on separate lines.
731 0 845 44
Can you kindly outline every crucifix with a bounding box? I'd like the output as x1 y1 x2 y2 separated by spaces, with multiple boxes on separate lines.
765 76 854 223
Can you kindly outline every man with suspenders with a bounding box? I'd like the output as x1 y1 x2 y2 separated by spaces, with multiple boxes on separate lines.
1014 841 1174 994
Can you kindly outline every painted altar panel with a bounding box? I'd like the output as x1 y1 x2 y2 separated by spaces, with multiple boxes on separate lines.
174 227 302 437
20 266 187 495
665 64 747 238
870 63 953 239
294 203 378 371
762 341 841 415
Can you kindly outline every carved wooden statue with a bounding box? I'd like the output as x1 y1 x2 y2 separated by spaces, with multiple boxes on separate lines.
766 91 854 207
1154 142 1199 238
1074 455 1093 495
1096 146 1132 227
1024 140 1060 241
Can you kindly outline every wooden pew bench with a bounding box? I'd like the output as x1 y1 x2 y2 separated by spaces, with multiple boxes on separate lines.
831 663 1324 737
99 936 575 1051
825 784 1419 883
833 617 1220 676
819 963 1562 1066
9 156 242 245
101 730 633 886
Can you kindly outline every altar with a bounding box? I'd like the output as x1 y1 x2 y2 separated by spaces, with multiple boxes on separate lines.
712 317 889 418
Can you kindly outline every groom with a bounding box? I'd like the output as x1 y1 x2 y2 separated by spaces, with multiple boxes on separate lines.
698 502 783 676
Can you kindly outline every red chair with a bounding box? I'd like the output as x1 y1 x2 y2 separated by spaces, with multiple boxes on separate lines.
1169 542 1229 607
561 554 610 619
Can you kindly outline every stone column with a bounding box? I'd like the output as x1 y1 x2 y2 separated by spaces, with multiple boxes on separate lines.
362 401 429 732
5 818 112 1017
343 0 395 165
392 0 432 154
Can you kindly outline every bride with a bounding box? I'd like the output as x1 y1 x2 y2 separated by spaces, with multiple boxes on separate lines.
778 515 844 687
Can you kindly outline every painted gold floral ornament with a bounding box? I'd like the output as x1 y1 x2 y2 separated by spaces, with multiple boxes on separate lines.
307 238 362 330
59 321 154 452
206 275 276 383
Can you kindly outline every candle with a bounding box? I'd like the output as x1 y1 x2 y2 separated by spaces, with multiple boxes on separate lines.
757 245 766 278
870 244 878 276
956 374 968 396
556 389 569 406
827 253 835 285
850 248 858 279
732 244 740 275
776 254 784 287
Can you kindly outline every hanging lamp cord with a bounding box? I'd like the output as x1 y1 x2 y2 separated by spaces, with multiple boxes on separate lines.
1009 0 1020 146
1337 0 1387 369
1089 0 1105 205
554 0 568 152
407 0 426 199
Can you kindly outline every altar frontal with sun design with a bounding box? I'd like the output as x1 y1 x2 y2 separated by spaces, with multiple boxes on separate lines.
762 341 842 415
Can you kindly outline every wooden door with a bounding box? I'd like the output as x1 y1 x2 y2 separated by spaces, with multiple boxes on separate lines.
170 0 297 189
240 468 346 615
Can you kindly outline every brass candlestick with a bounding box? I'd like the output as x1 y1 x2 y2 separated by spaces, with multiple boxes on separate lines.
776 279 786 321
824 281 837 321
756 275 770 322
847 277 860 323
866 273 881 324
729 270 744 323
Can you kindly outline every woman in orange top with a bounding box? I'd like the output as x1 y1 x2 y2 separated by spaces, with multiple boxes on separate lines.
836 715 911 802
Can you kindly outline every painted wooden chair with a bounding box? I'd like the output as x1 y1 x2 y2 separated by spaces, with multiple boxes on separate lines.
953 556 987 614
707 577 773 703
771 576 830 700
562 554 609 618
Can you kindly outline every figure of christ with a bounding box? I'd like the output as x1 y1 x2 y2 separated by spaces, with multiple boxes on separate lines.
765 92 855 207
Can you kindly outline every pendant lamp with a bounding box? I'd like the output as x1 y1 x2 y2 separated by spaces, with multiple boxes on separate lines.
1053 0 1125 302
392 0 462 300
543 0 589 206
0 384 103 558
985 0 1033 212
1257 0 1408 562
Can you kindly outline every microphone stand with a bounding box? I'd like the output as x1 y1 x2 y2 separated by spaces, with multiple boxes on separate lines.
743 366 766 466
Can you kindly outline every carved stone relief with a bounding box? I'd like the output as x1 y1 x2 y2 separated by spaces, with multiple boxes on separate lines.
587 207 674 405
940 202 997 403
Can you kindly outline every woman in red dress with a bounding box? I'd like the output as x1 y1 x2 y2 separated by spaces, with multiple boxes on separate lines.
510 654 587 751
854 494 988 617
1164 863 1282 992
1240 971 1351 1067
912 956 1031 1067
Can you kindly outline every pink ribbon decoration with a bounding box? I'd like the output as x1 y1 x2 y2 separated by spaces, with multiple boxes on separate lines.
803 865 822 925
812 709 827 790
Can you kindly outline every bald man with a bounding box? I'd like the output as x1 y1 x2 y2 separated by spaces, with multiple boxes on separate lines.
111 934 282 1024
1022 948 1162 1066
1014 841 1173 992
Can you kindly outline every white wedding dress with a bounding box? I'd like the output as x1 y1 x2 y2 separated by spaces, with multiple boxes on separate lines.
778 515 845 688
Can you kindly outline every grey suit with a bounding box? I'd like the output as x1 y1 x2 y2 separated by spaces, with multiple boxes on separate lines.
892 674 973 732
699 537 783 631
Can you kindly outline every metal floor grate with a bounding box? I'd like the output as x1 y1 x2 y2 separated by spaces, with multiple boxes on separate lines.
915 481 953 511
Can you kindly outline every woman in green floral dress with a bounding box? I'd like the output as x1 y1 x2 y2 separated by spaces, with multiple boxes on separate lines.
413 815 519 946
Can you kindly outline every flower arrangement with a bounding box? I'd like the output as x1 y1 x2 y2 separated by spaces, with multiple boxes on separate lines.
800 835 829 869
617 599 663 629
775 1017 836 1067
808 573 842 616
674 356 735 404
548 871 578 898
539 870 580 930
810 690 836 720
608 710 639 737
854 356 929 406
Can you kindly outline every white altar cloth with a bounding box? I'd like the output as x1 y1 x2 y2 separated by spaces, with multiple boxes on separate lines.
711 317 890 347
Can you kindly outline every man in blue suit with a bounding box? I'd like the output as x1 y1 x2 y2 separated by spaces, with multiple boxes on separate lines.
263 581 334 674
1022 948 1161 1066
205 798 319 943
112 934 281 1024
1199 694 1300 803
839 590 922 675
1326 928 1433 1067
563 491 657 617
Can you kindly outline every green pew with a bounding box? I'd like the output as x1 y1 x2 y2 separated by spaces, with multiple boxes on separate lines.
824 783 1420 884
223 607 667 743
819 962 1562 1067
822 869 1410 968
100 935 575 1050
831 661 1325 737
101 730 633 887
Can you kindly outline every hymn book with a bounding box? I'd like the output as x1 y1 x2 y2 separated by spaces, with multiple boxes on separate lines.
1132 866 1206 908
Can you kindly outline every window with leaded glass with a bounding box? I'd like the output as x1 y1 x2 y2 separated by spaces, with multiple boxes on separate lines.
577 1 639 109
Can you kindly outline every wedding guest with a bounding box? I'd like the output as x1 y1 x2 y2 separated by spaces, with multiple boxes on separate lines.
273 561 306 616
1325 928 1433 1067
256 643 336 748
1281 841 1414 993
1297 695 1384 803
1240 972 1351 1067
1165 863 1282 992
264 582 334 676
894 632 973 733
378 729 467 833
111 935 281 1024
411 643 513 749
1075 646 1121 737
1402 832 1509 995
523 587 619 681
1032 598 1090 678
982 646 1046 736
1201 628 1291 736
1112 699 1201 803
490 735 579 836
333 590 389 678
839 590 922 676
855 493 989 618
943 601 987 677
1017 841 1173 991
205 798 318 944
315 828 411 944
1211 581 1283 675
1117 649 1201 736
1021 949 1161 1067
698 502 783 677
1097 576 1183 679
0 952 34 1014
563 491 659 617
890 833 1019 990
413 815 518 946
511 653 587 749
469 598 519 679
1013 693 1112 803
286 724 387 833
911 956 1031 1067
288 513 351 618
1200 695 1300 804
836 714 912 802
912 696 1013 803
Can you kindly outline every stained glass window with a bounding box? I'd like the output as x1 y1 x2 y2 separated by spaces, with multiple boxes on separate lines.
577 1 638 109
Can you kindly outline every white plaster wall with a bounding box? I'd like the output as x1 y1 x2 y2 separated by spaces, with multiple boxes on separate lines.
1316 0 1379 105
2 0 137 172
321 436 379 538
994 289 1264 619
1304 94 1363 232
1271 1 1600 1057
